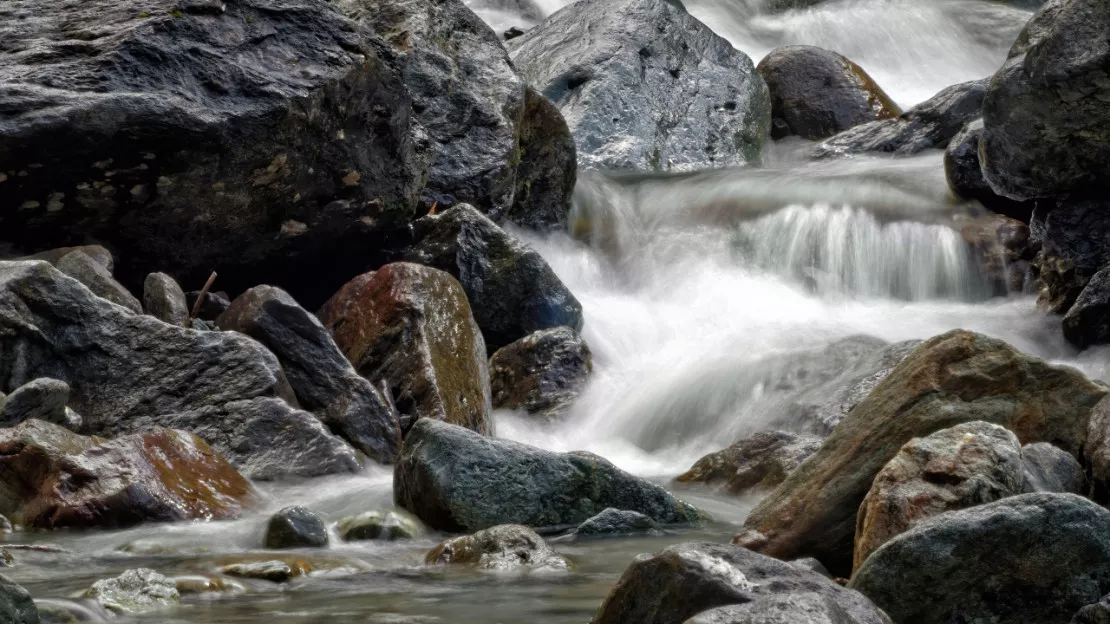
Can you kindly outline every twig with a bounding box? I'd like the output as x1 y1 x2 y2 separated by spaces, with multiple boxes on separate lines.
189 271 218 320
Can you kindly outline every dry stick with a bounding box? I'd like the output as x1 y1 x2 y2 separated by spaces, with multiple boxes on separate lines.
189 271 218 320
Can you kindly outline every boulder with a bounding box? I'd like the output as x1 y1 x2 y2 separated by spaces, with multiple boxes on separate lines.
506 88 578 231
185 291 231 322
1021 442 1085 494
591 542 890 624
337 510 420 541
489 327 592 418
84 569 179 615
218 285 401 462
1083 397 1110 502
0 260 359 480
0 378 71 428
944 120 1034 222
318 263 491 435
23 246 113 273
569 508 661 538
1074 596 1110 624
813 79 986 158
740 330 1106 575
404 204 584 351
850 493 1110 624
684 593 883 624
394 418 703 532
979 0 1110 200
675 431 821 496
1034 197 1110 314
508 0 770 171
756 46 900 141
1063 266 1110 349
425 524 569 571
852 421 1024 572
142 273 189 328
958 213 1037 294
0 575 38 624
264 506 329 549
56 251 142 314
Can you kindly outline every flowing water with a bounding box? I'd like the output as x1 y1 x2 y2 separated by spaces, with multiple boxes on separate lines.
8 1 1110 622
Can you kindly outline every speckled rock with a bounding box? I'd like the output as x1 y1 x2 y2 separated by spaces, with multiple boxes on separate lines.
264 506 329 549
684 593 885 624
143 273 189 328
489 327 592 418
1083 397 1110 503
23 246 113 274
1073 595 1110 624
676 431 821 496
56 251 142 313
1063 266 1110 350
944 120 1034 222
337 510 420 541
1022 442 1085 494
0 378 72 428
0 575 38 624
83 569 179 615
569 508 661 538
426 524 569 571
1033 197 1110 315
506 88 578 232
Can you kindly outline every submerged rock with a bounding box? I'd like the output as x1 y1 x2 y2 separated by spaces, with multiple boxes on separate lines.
0 575 38 624
220 560 305 584
1021 442 1085 494
426 524 569 571
142 273 190 328
55 251 142 314
264 506 329 549
337 511 420 541
1063 267 1110 349
569 508 661 539
675 431 821 496
489 327 592 418
0 379 72 429
84 569 179 615
172 575 247 597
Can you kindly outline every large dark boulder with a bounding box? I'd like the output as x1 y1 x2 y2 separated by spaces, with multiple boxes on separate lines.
506 88 578 232
944 120 1034 222
508 0 770 171
1033 197 1110 314
1063 266 1110 349
850 493 1110 624
264 506 329 549
394 418 702 532
489 327 592 418
757 46 900 141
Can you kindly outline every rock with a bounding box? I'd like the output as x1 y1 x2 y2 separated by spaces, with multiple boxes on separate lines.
184 291 230 322
958 212 1037 294
1063 266 1110 349
1034 197 1110 314
33 599 107 624
506 88 578 231
944 120 1034 222
675 431 821 496
220 560 306 583
592 542 890 624
426 524 569 571
489 327 592 418
508 0 770 171
0 516 11 533
0 261 359 480
337 510 420 541
264 506 329 549
850 493 1110 624
83 569 179 615
1074 596 1110 624
757 46 900 141
569 508 661 538
1022 442 1085 494
56 252 142 314
813 79 986 158
171 575 247 597
741 330 1107 575
853 421 1024 572
142 273 189 328
394 418 703 532
218 286 401 462
1083 397 1110 502
318 262 491 435
979 0 1110 201
684 593 881 624
0 575 38 624
23 246 113 274
404 204 584 351
504 26 526 40
790 558 832 579
0 378 71 428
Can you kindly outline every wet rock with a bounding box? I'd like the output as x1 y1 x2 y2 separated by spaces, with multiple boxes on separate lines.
853 421 1024 572
1034 197 1110 314
34 598 107 624
184 291 230 322
757 45 900 141
394 418 703 532
56 252 142 314
404 204 584 352
1063 266 1110 349
1022 442 1085 494
0 378 72 428
569 508 661 538
1074 596 1110 624
850 493 1110 624
218 286 400 462
958 212 1037 294
813 79 986 158
220 560 306 583
592 542 890 624
675 431 821 496
489 327 592 418
319 262 491 435
0 261 359 480
426 524 569 571
684 593 881 624
506 88 578 231
264 506 329 549
944 120 1034 222
171 575 247 597
741 330 1107 575
84 569 179 615
508 0 770 171
980 0 1110 201
337 510 420 541
23 246 113 274
142 273 189 328
212 552 368 580
0 575 38 624
1083 397 1110 503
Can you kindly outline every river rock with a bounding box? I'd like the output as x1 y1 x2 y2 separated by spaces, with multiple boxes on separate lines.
172 575 248 597
944 120 1034 222
264 506 328 549
0 260 359 480
489 327 592 418
318 262 491 435
394 418 702 532
1022 442 1085 494
852 421 1024 572
1034 197 1110 314
404 204 584 351
426 524 569 571
337 510 420 541
0 378 71 428
220 560 308 583
56 251 142 314
218 286 401 462
958 212 1037 294
757 46 900 141
507 88 578 231
740 329 1107 575
675 431 821 496
23 246 114 274
684 593 884 624
184 291 231 322
142 273 189 328
850 493 1110 624
508 0 770 171
592 542 890 624
979 0 1110 201
569 508 661 538
1074 596 1110 624
84 569 179 615
1063 266 1110 349
1083 397 1110 502
0 575 38 624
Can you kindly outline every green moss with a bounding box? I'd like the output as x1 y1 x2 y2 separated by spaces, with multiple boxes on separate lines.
167 8 183 17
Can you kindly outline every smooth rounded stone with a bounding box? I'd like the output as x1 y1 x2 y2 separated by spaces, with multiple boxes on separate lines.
812 79 986 158
850 493 1110 624
264 506 329 549
394 419 703 532
218 285 401 463
569 508 661 539
980 0 1110 201
318 262 492 435
142 273 189 328
1034 197 1110 314
83 569 179 615
757 45 900 141
426 524 569 571
853 421 1024 572
684 593 878 624
184 291 231 322
171 575 247 597
741 330 1107 575
508 0 770 172
34 598 109 623
675 431 821 496
0 261 358 480
1083 397 1110 502
1074 595 1110 624
0 378 70 428
55 252 142 314
489 327 592 419
404 204 584 352
1063 267 1110 350
23 246 114 274
337 511 420 541
592 542 890 624
0 575 38 624
506 88 578 232
1022 442 1085 494
219 560 305 584
944 120 1034 222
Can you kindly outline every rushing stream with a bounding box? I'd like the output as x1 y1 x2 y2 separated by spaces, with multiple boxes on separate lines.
7 0 1109 622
